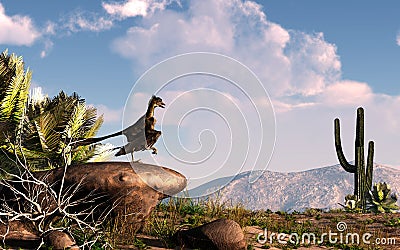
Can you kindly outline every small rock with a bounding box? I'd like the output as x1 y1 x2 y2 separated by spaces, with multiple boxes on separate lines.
44 231 78 250
175 218 246 250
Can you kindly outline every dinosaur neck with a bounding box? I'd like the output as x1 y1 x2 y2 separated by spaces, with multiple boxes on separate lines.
146 103 156 118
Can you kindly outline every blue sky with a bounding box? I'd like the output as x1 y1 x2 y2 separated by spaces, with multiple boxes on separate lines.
1 0 399 189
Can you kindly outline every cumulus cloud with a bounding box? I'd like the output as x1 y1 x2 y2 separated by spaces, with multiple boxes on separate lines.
321 80 373 107
0 3 40 46
108 0 386 111
285 32 341 97
110 0 343 101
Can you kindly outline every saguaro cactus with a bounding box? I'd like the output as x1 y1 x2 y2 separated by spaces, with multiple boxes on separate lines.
334 107 374 211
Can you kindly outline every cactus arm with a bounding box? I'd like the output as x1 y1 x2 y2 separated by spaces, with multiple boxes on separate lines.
334 118 356 173
366 141 374 191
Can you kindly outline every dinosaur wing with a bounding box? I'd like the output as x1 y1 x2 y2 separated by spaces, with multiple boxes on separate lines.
127 134 148 152
122 114 146 142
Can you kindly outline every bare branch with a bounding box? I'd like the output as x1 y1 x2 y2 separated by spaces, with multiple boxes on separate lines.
0 145 114 248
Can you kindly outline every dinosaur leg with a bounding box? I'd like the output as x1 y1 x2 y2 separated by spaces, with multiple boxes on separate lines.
131 152 142 163
151 146 158 155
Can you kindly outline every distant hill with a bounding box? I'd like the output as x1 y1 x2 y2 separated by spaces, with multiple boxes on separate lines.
188 164 400 211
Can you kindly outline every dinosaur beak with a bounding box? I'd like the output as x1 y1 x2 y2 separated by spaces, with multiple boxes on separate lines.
159 102 165 108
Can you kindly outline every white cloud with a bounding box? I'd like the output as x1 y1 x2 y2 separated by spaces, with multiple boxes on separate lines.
321 80 373 106
95 104 123 123
0 3 40 46
272 100 316 113
366 94 400 134
103 0 148 17
40 40 54 58
285 32 341 96
64 11 114 32
110 0 343 100
102 0 175 19
44 21 56 35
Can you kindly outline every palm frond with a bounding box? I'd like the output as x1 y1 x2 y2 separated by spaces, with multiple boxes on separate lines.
0 54 31 124
86 114 104 138
68 102 87 139
0 51 31 152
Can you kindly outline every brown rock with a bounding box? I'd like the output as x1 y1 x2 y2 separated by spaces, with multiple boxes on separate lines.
1 162 187 247
0 221 41 248
44 231 78 250
175 218 247 250
34 162 187 226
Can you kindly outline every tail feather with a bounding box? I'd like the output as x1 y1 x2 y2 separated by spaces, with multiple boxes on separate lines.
71 130 123 147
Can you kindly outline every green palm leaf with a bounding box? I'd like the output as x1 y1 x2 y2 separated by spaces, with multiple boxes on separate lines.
0 51 31 124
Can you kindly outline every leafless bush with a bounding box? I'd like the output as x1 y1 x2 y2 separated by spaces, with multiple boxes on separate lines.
0 147 115 249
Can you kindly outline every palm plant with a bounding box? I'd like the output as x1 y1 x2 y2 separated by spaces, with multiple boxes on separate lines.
0 50 32 175
366 182 399 213
0 50 113 176
22 90 109 169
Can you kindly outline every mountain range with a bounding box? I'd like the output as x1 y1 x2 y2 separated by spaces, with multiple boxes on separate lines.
188 164 400 211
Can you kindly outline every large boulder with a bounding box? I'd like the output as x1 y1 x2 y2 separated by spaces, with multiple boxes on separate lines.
1 162 187 248
33 162 186 223
174 218 247 250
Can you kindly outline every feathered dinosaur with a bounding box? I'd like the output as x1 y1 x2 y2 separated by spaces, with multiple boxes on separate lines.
72 95 165 159
114 110 162 156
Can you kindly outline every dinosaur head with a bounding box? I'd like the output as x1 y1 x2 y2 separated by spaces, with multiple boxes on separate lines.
150 95 165 108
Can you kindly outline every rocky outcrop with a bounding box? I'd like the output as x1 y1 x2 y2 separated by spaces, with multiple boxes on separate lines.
0 162 187 248
34 162 187 223
174 219 246 250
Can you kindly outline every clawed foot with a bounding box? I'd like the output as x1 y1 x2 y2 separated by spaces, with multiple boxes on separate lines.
151 147 158 155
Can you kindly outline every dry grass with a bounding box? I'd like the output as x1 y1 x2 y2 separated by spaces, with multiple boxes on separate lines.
104 196 400 249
